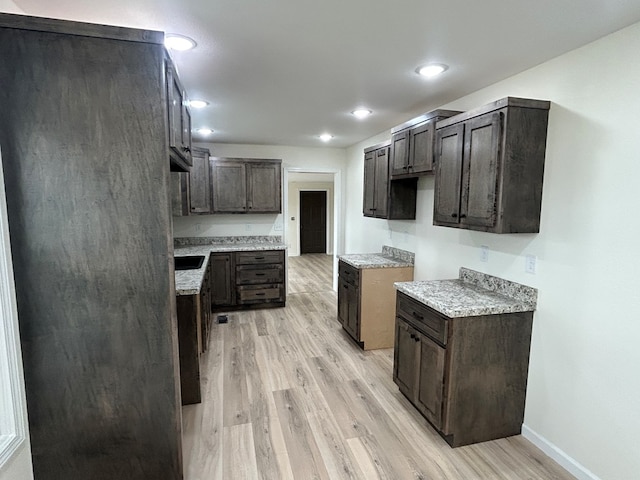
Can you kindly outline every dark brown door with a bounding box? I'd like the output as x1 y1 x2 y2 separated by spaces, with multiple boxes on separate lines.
300 191 327 254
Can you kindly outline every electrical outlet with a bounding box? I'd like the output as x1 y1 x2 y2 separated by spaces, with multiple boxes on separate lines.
245 224 252 232
195 223 201 232
525 254 537 274
480 245 489 262
273 223 283 231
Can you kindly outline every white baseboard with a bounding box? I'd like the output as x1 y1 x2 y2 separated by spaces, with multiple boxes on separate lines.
521 425 600 480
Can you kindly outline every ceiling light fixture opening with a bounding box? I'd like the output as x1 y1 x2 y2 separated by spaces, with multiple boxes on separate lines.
164 34 197 51
195 128 214 135
188 100 209 109
319 133 333 142
352 108 372 119
416 63 449 78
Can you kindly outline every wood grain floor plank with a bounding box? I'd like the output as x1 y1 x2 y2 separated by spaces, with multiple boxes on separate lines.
222 423 259 480
273 388 331 480
181 253 575 480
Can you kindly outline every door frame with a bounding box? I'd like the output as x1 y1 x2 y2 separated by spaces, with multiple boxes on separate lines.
298 189 330 255
284 167 342 291
0 149 33 475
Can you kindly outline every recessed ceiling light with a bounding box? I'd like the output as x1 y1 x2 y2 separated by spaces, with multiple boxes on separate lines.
415 63 449 78
195 128 214 135
164 34 196 51
319 133 333 142
352 108 372 119
188 100 209 109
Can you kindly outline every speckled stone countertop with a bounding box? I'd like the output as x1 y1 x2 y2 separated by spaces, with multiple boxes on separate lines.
174 236 286 296
339 246 414 269
395 267 537 318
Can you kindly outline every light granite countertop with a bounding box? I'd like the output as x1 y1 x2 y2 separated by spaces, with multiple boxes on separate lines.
395 267 537 318
339 246 414 269
174 237 286 296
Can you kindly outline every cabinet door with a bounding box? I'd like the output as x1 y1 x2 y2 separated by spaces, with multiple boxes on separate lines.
337 276 350 326
409 122 435 174
393 319 419 397
416 332 446 429
434 123 465 225
338 278 359 340
210 253 233 306
373 147 389 218
170 172 190 216
247 162 281 213
212 161 247 212
460 113 502 228
189 147 211 214
390 130 410 176
363 151 376 217
166 63 191 166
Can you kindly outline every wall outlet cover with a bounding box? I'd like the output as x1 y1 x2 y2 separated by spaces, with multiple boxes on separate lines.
525 254 537 274
480 245 489 262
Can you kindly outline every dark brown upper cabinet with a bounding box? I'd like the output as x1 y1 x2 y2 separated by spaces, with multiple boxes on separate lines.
434 97 550 233
166 57 192 172
210 158 282 214
390 109 462 179
188 147 212 214
363 142 417 220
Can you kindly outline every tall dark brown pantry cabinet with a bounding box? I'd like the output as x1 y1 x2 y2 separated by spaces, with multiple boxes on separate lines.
0 14 182 480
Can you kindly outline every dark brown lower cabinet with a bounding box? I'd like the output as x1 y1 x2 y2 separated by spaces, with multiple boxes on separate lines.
338 276 360 342
210 253 233 307
210 249 286 311
393 291 533 447
176 258 211 405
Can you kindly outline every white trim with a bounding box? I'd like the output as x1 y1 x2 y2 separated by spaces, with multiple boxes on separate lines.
0 148 31 471
522 425 601 480
284 167 341 291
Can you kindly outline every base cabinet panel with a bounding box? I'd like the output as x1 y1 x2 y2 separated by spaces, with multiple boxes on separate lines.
338 260 413 350
393 291 533 447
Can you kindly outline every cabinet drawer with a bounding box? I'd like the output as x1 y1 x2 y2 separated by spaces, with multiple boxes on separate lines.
396 292 448 346
338 261 359 287
236 264 284 285
237 284 284 304
236 250 284 265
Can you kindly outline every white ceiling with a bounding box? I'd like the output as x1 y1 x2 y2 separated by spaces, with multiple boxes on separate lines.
10 0 640 148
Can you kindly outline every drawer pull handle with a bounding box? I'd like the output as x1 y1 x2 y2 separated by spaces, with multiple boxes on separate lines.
412 311 424 321
255 273 266 276
254 256 265 260
255 292 266 296
343 285 348 289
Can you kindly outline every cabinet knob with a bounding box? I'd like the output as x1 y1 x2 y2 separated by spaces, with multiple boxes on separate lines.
403 166 408 170
459 214 467 219
414 336 420 343
451 213 458 218
410 333 415 339
412 311 424 321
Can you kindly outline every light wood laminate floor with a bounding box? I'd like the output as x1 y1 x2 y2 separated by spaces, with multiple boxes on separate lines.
182 254 573 479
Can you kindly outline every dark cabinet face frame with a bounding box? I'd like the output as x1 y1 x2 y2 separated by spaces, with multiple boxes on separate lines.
166 61 192 170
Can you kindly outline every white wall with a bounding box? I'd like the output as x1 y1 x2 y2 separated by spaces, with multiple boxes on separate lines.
0 0 21 14
344 22 640 480
287 181 334 256
172 144 347 253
